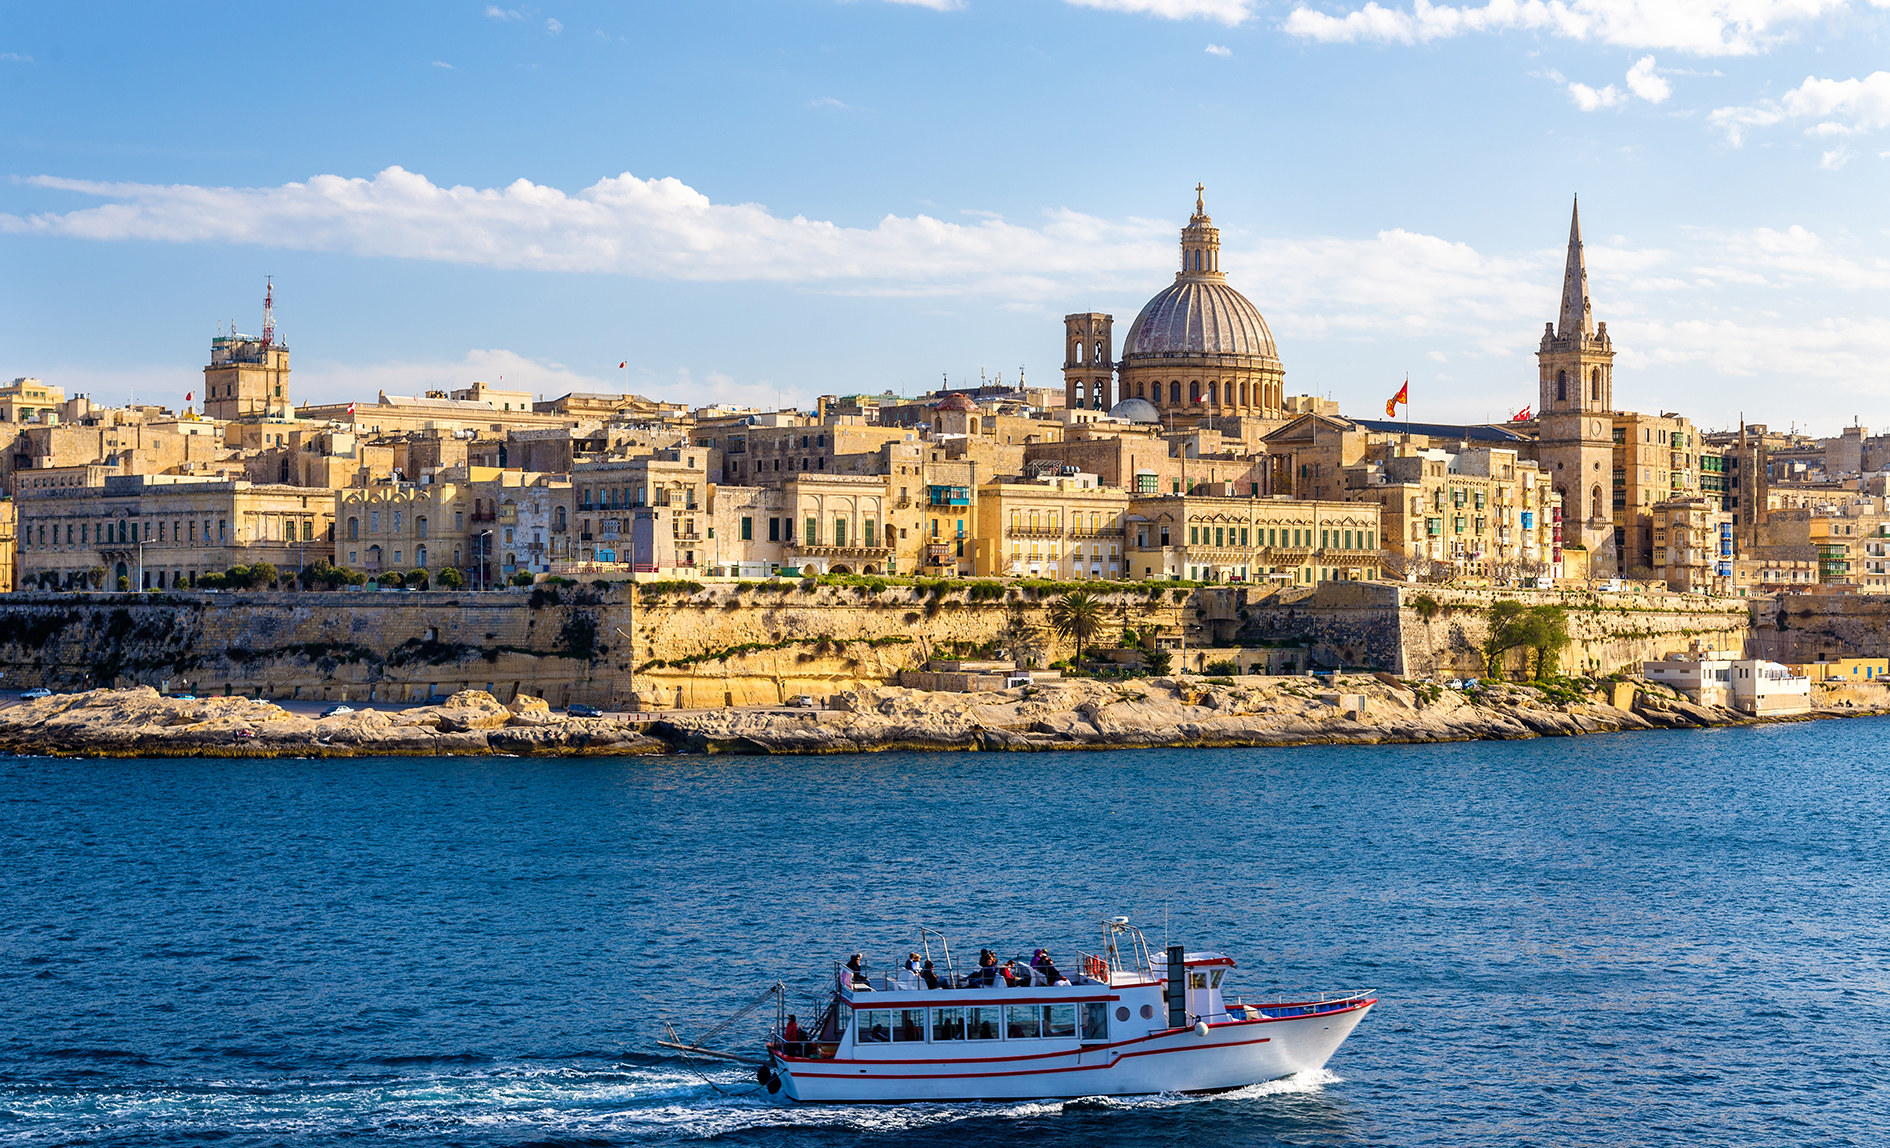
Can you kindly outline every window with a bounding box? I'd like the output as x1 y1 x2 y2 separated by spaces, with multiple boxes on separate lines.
858 1010 892 1044
805 517 818 544
834 518 847 547
768 517 780 543
1043 1004 1076 1038
741 516 753 541
1006 1005 1042 1039
864 519 876 548
931 1008 966 1041
1081 1002 1109 1040
892 1008 926 1042
966 1006 1001 1040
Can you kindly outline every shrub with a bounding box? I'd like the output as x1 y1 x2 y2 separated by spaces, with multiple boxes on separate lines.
378 571 404 588
1202 659 1240 676
509 570 535 587
435 566 466 590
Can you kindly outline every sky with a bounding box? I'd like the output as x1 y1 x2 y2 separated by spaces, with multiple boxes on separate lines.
3 1 1889 435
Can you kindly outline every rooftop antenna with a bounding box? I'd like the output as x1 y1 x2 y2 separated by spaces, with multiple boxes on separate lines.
262 276 276 345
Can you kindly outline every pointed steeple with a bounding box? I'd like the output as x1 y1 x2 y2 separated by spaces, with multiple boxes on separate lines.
1557 195 1593 340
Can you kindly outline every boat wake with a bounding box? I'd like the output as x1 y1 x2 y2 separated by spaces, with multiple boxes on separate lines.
0 1058 1345 1145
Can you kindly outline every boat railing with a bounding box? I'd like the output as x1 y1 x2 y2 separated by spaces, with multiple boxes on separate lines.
1229 988 1377 1020
836 957 1115 994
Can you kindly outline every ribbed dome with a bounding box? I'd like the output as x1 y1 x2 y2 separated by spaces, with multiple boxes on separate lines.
933 392 978 412
1121 278 1279 363
1107 397 1161 424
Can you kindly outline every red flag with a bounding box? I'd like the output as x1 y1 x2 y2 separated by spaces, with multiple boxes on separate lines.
618 361 627 369
1515 404 1533 421
185 391 193 401
1385 377 1409 419
347 402 356 415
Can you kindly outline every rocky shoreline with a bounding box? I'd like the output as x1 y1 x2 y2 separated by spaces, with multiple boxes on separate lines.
0 675 1884 758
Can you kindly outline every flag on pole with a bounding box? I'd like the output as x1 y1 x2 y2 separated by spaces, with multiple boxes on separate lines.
1385 376 1409 419
185 391 193 402
1514 403 1533 421
618 361 627 369
347 402 356 416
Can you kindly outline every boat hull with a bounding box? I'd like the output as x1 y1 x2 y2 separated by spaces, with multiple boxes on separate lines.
776 1001 1371 1103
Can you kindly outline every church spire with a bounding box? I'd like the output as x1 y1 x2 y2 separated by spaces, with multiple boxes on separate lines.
1557 195 1593 339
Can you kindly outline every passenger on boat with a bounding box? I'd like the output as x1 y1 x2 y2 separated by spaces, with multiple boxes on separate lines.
1001 959 1025 987
782 1014 804 1056
920 959 940 990
973 949 1000 987
846 953 871 990
1032 949 1070 986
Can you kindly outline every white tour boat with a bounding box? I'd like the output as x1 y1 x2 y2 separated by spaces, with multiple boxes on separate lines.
717 919 1374 1103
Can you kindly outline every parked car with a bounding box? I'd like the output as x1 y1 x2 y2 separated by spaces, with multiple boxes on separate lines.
233 729 254 740
20 688 52 700
320 704 355 718
787 694 817 708
170 693 198 701
566 703 602 717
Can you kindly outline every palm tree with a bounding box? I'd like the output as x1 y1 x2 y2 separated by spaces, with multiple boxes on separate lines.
1047 590 1106 668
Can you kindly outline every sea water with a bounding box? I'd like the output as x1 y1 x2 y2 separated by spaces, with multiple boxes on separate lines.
2 720 1887 1146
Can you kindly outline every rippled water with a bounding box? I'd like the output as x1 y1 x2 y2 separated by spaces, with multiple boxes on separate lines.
3 720 1887 1146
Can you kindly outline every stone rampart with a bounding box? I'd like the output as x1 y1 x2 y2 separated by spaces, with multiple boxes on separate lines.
1749 593 1890 663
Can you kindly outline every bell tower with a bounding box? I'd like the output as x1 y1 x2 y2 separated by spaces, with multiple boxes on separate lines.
1063 312 1114 412
1533 197 1619 573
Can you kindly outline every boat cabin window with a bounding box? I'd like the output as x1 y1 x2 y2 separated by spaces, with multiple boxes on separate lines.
1082 1002 1110 1040
1189 972 1208 989
966 1005 1001 1040
1044 1004 1076 1039
1211 970 1225 988
930 1007 965 1040
893 1008 926 1042
858 1010 893 1043
1006 1005 1042 1039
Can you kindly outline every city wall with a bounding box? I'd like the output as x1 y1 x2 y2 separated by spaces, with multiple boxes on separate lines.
1749 593 1890 663
0 580 1754 708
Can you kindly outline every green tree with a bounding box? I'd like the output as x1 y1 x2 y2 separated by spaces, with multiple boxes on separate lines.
1521 605 1571 679
1047 590 1106 667
1481 599 1532 678
1142 646 1174 676
435 566 465 590
509 570 536 587
403 569 429 589
377 571 403 588
247 561 279 589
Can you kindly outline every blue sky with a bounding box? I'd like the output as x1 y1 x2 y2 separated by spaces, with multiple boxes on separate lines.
3 0 1888 432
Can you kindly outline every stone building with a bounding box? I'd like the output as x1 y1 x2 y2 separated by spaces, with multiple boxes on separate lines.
17 475 335 590
1611 410 1707 576
1345 443 1561 583
1123 494 1381 584
1651 496 1732 594
1067 188 1288 427
971 473 1130 579
1532 198 1619 572
570 451 709 572
0 378 65 425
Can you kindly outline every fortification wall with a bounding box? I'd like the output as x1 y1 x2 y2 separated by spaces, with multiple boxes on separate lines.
0 583 1189 708
1749 593 1890 662
0 579 1753 708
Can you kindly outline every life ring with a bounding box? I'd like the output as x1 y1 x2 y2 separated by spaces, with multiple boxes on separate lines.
1084 955 1108 981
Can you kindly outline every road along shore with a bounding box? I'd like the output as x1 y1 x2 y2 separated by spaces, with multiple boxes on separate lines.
0 675 1883 758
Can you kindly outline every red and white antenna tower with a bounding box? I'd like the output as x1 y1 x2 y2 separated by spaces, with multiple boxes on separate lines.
262 276 276 345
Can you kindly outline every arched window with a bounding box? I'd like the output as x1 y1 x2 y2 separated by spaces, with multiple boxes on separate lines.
1094 340 1104 362
1591 485 1603 520
347 516 359 541
1189 381 1201 403
554 507 566 531
1223 382 1234 405
1073 341 1084 363
1556 370 1567 403
1170 381 1181 404
1590 368 1601 402
416 515 428 539
416 544 427 568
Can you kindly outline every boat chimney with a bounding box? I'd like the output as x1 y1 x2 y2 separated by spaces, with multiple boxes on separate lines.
1166 944 1187 1029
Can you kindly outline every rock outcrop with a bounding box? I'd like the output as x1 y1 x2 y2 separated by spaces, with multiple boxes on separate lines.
0 675 1879 758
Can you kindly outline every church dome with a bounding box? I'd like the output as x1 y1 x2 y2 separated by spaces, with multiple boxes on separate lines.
933 392 978 412
1106 397 1161 424
1120 278 1278 363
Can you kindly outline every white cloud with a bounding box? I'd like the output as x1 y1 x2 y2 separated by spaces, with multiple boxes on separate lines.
0 167 1177 300
1283 0 1862 57
1821 146 1853 168
1623 54 1670 101
1560 54 1668 109
809 96 852 109
432 60 454 69
484 5 525 20
1065 0 1256 24
1712 70 1890 143
1569 81 1627 109
545 17 562 33
0 52 33 63
872 0 966 9
1205 42 1234 54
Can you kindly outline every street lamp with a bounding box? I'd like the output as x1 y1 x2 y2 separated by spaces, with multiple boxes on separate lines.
476 530 491 590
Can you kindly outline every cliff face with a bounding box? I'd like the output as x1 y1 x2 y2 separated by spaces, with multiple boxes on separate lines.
0 581 1756 707
1749 594 1890 663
